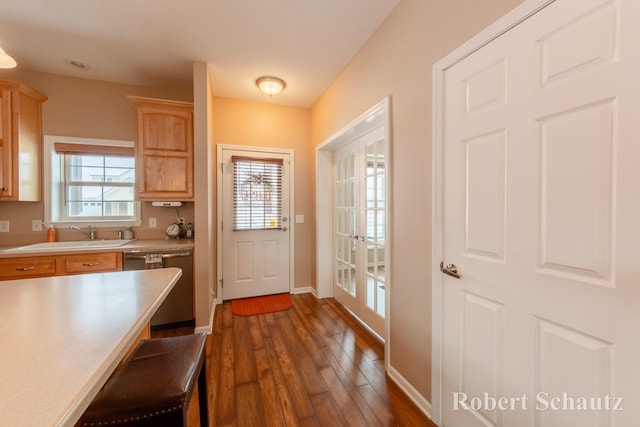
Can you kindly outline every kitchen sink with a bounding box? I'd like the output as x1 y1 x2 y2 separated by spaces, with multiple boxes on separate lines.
3 239 135 253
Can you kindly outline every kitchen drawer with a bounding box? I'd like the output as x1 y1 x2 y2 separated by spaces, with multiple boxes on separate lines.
0 257 57 280
59 252 121 275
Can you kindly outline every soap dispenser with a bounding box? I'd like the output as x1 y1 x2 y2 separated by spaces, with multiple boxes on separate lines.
46 225 57 242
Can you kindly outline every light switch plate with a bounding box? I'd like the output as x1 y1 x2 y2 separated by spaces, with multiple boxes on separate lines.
0 220 9 232
149 217 157 228
32 219 42 232
295 214 304 224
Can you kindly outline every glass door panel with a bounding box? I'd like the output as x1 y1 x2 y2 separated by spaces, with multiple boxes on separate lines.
334 147 357 296
333 125 387 339
363 132 386 318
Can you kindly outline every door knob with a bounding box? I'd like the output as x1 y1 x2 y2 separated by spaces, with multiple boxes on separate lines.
281 226 288 232
440 261 461 279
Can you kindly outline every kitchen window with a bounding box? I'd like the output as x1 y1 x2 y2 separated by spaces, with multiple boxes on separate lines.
44 135 141 227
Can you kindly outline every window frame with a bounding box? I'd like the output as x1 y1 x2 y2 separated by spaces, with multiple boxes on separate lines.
44 135 142 228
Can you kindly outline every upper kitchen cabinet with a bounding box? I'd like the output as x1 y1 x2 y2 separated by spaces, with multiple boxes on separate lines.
0 80 47 201
128 96 194 201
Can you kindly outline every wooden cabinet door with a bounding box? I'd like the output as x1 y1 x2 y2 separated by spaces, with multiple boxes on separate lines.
0 80 46 201
0 89 13 197
130 97 194 201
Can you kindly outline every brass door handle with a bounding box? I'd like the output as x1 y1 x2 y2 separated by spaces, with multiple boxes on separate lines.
440 261 461 279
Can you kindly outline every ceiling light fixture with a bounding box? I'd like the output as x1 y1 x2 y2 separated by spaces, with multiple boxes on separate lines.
256 76 286 96
0 46 17 69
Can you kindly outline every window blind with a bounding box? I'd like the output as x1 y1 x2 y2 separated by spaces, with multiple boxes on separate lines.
55 142 134 157
232 156 283 230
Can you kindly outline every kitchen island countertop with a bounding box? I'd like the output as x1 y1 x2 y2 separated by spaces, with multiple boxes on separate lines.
0 268 182 427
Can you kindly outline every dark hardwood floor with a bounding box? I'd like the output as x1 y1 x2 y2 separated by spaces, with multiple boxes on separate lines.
153 293 436 427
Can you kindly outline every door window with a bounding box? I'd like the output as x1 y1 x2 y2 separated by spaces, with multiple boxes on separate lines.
232 156 283 231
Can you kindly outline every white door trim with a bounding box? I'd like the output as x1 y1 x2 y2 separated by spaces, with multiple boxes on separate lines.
431 0 555 424
216 144 295 300
316 96 391 360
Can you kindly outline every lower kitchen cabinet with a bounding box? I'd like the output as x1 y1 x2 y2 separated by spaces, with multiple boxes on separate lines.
0 252 122 280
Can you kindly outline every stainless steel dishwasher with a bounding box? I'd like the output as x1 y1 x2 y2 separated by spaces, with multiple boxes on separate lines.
122 248 193 327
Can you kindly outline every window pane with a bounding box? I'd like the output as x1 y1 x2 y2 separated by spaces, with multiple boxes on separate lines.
103 186 134 201
64 152 135 220
69 154 102 167
67 201 101 217
376 210 385 243
104 201 136 217
69 165 104 182
105 156 134 168
67 185 102 200
104 168 134 183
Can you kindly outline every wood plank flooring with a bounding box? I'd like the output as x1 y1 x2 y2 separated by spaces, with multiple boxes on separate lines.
153 293 436 427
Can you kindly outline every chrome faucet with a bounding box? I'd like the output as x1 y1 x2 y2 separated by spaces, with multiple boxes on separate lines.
69 225 95 240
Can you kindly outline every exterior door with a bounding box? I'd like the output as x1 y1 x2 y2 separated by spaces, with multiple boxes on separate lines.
438 0 640 425
333 126 386 339
221 149 291 300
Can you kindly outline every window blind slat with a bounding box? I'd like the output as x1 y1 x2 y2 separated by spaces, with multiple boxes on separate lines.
233 159 283 231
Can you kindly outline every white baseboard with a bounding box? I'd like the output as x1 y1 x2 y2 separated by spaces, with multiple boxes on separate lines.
291 286 315 296
195 297 217 335
387 365 433 420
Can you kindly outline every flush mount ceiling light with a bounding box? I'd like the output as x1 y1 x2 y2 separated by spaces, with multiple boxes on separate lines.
0 46 17 69
256 76 286 96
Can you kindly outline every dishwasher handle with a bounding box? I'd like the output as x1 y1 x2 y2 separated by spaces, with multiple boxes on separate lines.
123 251 192 260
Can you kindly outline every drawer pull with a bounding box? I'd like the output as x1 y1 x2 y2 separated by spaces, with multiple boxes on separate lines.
82 263 100 267
15 266 35 271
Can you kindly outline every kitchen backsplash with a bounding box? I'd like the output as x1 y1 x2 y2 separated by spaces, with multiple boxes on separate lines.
0 201 195 245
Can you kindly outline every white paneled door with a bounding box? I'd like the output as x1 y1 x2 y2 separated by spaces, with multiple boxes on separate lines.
438 0 640 425
221 149 291 300
333 126 387 339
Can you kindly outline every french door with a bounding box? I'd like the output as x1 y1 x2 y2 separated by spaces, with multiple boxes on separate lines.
333 125 386 339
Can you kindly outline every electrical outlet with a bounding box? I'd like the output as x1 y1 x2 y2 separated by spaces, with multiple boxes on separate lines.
0 220 9 232
178 217 185 226
295 214 305 224
32 219 43 231
149 217 157 228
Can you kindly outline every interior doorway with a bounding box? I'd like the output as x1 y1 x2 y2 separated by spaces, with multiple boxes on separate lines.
316 97 391 344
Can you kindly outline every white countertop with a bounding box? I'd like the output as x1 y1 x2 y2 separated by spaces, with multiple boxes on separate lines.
0 238 195 258
0 268 182 427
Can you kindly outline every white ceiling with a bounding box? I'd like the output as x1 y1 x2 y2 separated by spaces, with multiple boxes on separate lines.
0 0 400 107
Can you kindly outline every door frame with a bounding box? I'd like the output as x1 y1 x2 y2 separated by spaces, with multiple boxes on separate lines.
316 97 391 349
431 0 555 424
216 144 295 300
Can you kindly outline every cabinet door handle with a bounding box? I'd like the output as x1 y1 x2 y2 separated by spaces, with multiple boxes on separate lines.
82 263 100 267
1 186 8 191
15 266 35 271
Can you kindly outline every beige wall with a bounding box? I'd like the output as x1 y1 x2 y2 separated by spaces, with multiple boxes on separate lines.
192 62 217 328
211 97 313 290
310 0 522 402
0 69 193 245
